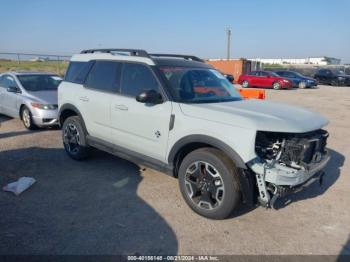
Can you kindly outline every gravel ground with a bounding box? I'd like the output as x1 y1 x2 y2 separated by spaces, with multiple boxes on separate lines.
0 85 349 256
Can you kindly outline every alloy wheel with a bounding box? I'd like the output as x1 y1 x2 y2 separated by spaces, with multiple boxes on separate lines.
63 123 81 154
184 161 225 210
22 108 31 128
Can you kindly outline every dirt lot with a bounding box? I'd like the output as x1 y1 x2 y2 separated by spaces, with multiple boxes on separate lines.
0 85 349 256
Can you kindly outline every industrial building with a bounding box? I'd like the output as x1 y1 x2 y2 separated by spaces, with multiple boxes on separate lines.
249 56 341 65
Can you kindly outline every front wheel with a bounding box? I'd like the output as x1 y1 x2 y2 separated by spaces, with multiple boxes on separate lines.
21 106 37 130
178 148 241 219
298 81 306 89
272 82 281 90
62 116 90 160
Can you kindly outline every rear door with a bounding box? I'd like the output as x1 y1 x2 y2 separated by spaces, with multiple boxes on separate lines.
80 60 122 141
110 62 172 162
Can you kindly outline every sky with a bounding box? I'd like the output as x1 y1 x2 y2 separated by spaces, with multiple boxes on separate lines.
0 0 349 63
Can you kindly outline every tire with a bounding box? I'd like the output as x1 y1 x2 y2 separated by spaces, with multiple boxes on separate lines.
298 81 306 89
21 106 37 130
331 80 340 87
178 148 241 219
272 82 281 90
62 116 90 160
242 80 249 88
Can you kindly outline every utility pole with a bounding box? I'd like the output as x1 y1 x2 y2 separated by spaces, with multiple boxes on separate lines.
226 27 231 60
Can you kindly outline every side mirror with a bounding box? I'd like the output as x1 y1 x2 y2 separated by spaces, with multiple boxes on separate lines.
7 86 20 93
136 90 163 104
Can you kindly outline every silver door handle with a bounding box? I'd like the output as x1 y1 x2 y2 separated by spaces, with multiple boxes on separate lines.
114 104 128 111
79 96 89 102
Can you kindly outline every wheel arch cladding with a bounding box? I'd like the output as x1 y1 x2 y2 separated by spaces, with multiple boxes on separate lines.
59 104 87 133
168 135 247 177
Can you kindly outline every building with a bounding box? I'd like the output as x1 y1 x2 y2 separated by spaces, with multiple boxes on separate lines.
249 56 341 66
206 58 262 83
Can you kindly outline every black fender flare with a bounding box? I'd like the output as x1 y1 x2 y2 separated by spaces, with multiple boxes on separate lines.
58 103 88 133
167 135 247 169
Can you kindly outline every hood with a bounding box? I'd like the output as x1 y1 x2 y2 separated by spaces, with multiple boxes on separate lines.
179 99 328 133
302 76 316 81
26 90 58 104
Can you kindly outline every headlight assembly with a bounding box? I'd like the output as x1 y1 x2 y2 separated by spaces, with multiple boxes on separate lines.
31 103 58 110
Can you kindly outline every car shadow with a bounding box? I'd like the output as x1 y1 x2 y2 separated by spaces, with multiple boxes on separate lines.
273 149 344 209
0 147 178 255
0 114 13 125
338 234 350 261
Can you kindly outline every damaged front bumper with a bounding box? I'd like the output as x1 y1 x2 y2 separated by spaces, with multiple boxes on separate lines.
247 150 330 207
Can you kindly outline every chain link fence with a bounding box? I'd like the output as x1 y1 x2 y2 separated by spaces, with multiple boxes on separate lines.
0 52 71 76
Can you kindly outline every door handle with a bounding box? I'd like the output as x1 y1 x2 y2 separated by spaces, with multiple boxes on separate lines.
79 96 89 102
114 104 128 111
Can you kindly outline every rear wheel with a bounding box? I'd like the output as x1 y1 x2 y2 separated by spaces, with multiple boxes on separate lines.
272 82 281 90
178 148 241 219
21 106 37 130
242 80 249 88
62 116 90 160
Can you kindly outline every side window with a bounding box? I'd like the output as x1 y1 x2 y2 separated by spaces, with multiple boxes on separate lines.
318 69 328 76
277 72 285 77
1 75 17 88
285 72 294 78
65 61 93 84
85 61 121 92
249 71 257 76
120 63 160 97
259 72 268 77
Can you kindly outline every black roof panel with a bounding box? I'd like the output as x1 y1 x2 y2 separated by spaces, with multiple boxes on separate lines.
153 58 212 69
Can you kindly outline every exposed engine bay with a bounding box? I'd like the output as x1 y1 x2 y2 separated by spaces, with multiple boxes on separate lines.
255 129 329 169
249 129 330 208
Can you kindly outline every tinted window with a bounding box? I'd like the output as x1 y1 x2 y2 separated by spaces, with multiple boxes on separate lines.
65 61 93 84
121 63 160 97
160 67 242 103
85 61 121 92
0 75 17 88
18 75 62 91
258 71 269 77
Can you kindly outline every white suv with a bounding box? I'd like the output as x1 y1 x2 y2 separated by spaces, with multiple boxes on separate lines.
58 49 330 219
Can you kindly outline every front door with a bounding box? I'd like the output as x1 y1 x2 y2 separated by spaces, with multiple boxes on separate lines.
110 62 172 162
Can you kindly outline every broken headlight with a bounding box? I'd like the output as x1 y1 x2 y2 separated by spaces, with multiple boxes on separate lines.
255 130 328 169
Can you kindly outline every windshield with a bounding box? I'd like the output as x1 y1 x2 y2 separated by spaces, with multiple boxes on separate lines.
17 75 62 91
159 67 242 103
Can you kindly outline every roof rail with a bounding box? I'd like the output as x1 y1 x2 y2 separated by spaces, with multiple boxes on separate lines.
80 49 150 58
149 54 204 63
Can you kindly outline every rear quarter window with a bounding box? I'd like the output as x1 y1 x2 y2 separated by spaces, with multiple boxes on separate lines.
64 61 93 84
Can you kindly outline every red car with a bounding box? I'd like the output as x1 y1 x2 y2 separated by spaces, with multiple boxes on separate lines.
238 70 293 90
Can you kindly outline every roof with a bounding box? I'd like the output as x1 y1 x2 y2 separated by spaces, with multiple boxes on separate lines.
3 71 58 76
71 49 210 68
153 58 212 68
